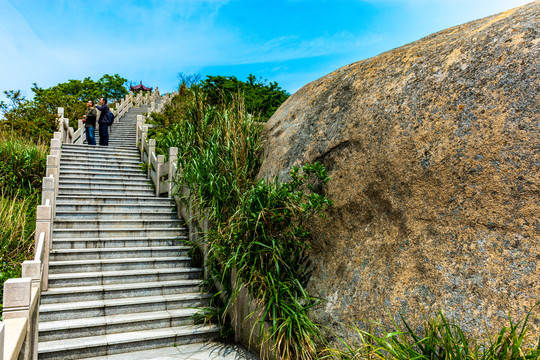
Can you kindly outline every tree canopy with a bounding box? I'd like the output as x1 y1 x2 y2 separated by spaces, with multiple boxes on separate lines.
1 74 128 142
199 74 290 121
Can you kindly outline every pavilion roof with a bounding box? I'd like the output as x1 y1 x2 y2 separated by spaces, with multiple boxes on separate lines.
130 81 153 91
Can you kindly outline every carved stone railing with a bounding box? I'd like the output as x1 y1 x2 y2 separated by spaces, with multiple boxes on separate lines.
0 88 159 359
136 92 177 197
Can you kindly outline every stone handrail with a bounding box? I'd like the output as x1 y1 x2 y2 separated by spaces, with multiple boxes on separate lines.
135 92 177 197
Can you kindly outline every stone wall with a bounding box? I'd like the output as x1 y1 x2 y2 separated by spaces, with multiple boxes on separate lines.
258 1 540 341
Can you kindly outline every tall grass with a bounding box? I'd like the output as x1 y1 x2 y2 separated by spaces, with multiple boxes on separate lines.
152 87 331 359
0 193 36 281
0 131 48 198
209 164 331 359
323 309 540 360
0 131 46 310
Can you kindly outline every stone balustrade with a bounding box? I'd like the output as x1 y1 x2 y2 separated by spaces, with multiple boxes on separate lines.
136 92 178 198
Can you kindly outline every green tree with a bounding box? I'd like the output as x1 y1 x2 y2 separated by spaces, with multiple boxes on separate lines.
200 74 289 121
1 74 129 142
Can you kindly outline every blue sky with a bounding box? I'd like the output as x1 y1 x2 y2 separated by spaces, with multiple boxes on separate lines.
0 0 534 104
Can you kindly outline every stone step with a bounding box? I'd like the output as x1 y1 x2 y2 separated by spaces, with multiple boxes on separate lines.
47 267 201 288
96 138 137 143
38 323 219 360
55 211 178 221
58 179 152 187
60 152 140 162
58 183 153 192
58 169 145 178
51 235 188 249
57 188 155 196
80 343 258 360
53 227 185 239
40 279 202 304
55 196 174 205
103 132 136 137
94 145 138 150
53 219 183 229
60 161 142 170
59 169 147 178
48 256 193 274
60 157 142 166
39 308 199 342
62 144 140 156
55 203 174 212
49 245 190 261
39 293 211 322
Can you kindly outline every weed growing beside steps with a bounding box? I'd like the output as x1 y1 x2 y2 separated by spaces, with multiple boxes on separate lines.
322 309 540 360
0 131 46 311
209 163 331 359
0 131 48 198
150 84 330 359
0 194 37 292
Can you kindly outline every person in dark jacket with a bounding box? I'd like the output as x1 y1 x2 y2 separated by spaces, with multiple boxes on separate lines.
96 97 109 146
83 100 97 145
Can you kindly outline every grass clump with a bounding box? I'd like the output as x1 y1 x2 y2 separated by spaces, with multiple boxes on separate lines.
0 132 48 198
210 163 331 359
324 309 540 360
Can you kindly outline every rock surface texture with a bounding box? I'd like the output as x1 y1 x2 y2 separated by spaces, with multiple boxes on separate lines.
258 2 540 339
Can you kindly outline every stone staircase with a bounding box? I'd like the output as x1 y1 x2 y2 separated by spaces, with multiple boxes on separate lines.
38 105 219 360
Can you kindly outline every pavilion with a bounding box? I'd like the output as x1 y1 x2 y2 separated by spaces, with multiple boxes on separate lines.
130 81 153 92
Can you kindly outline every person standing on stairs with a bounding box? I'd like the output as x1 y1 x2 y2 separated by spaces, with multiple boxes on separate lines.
83 100 97 145
96 97 110 146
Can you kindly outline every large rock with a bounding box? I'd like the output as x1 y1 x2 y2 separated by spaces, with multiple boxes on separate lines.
258 2 540 339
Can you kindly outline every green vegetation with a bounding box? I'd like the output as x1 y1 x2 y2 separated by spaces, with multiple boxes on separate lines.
0 131 47 309
324 310 540 360
149 76 327 358
0 132 48 198
1 74 128 142
176 73 290 122
210 163 330 359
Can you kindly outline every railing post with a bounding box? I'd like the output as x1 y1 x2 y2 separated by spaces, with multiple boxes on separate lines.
0 321 4 360
140 126 148 162
156 155 164 197
35 204 52 291
3 278 32 360
200 209 212 281
77 119 84 145
41 175 56 219
148 139 156 179
57 108 64 143
46 155 59 197
168 147 178 198
50 137 61 157
22 261 40 360
136 115 144 146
